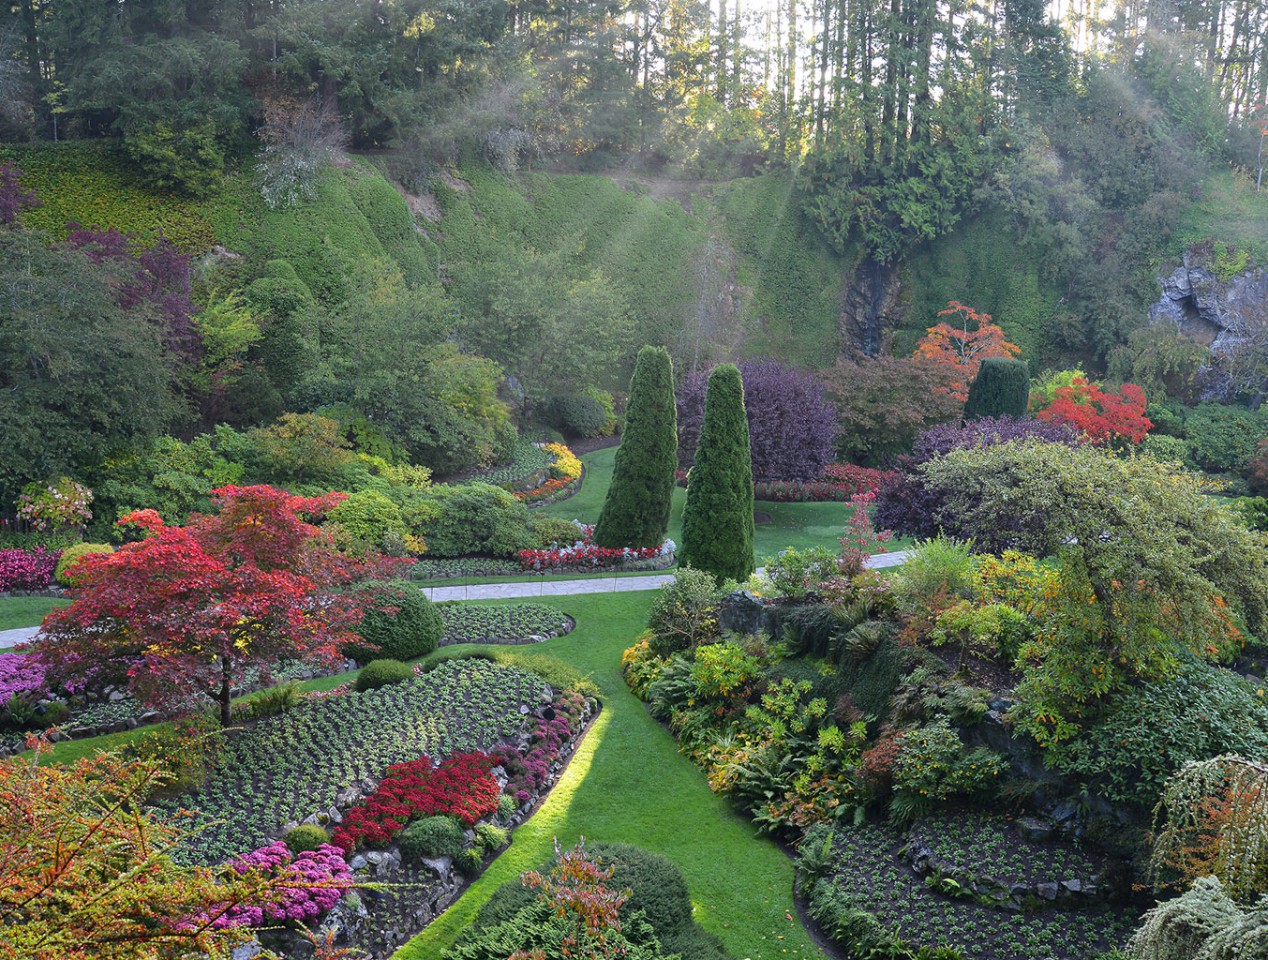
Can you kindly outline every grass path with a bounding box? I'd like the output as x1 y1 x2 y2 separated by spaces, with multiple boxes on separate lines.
394 593 828 960
0 596 68 632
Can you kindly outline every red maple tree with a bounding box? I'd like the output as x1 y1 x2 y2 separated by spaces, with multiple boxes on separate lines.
33 485 397 725
1033 377 1152 446
913 300 1021 402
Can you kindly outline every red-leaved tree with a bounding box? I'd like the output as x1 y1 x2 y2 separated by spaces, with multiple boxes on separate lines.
1033 377 1152 446
33 485 396 724
913 301 1021 403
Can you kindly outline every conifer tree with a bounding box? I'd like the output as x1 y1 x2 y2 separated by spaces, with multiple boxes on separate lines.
679 364 755 582
593 346 678 548
964 357 1031 419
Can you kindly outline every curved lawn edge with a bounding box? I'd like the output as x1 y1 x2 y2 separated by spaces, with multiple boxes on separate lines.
392 593 829 960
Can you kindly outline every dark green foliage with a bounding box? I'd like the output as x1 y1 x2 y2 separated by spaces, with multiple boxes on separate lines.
544 394 607 438
284 824 331 854
417 484 536 558
1184 403 1268 473
836 633 914 724
346 581 444 666
0 226 184 508
444 896 669 960
1047 661 1268 806
450 841 731 960
594 347 678 549
400 816 466 861
964 358 1030 419
353 659 413 692
455 848 485 875
679 365 755 583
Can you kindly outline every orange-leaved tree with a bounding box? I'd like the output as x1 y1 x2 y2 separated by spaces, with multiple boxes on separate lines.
0 739 304 960
913 301 1021 403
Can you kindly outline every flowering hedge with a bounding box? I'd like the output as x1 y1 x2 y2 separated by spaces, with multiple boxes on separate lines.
204 842 352 928
490 690 588 806
518 525 674 571
0 653 48 705
755 464 898 502
331 752 501 853
0 547 60 591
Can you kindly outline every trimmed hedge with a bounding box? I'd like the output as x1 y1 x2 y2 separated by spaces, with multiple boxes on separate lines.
353 658 414 692
964 358 1030 419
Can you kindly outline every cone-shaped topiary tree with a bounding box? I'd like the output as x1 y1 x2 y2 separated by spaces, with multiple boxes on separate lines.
679 363 755 583
964 357 1030 419
593 347 679 548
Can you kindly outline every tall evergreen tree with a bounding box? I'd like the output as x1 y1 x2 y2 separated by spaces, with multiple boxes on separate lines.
679 364 755 583
593 346 678 549
964 357 1031 419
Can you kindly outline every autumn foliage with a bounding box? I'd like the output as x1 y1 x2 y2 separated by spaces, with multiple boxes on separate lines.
33 485 396 724
913 301 1021 403
0 740 290 960
1032 376 1152 445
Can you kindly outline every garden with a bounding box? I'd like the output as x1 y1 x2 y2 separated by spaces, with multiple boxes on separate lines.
6 335 1268 960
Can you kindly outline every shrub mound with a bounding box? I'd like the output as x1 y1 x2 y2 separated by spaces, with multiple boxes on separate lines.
399 816 466 861
346 580 444 665
354 658 414 692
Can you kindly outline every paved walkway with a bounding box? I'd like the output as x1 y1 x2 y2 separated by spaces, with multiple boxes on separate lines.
0 626 38 648
420 549 912 602
0 552 914 639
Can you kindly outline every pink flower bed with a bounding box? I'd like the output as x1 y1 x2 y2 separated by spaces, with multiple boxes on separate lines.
0 652 47 703
207 842 352 928
0 546 60 591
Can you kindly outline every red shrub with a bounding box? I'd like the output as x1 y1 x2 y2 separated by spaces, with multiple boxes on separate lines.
331 751 500 853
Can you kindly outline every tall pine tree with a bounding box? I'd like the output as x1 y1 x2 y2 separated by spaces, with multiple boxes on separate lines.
679 363 755 583
593 346 678 549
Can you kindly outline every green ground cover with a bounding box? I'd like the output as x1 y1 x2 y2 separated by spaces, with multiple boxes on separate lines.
0 596 69 632
394 592 827 960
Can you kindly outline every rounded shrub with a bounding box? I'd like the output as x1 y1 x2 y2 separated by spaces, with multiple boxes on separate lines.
284 824 331 854
325 489 406 553
399 815 465 861
455 847 484 875
353 658 413 692
544 393 607 438
530 516 584 548
587 842 693 938
474 822 509 853
415 483 535 557
54 542 113 586
346 580 443 666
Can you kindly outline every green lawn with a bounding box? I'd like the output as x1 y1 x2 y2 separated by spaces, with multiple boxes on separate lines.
394 593 828 960
544 445 911 559
0 596 68 632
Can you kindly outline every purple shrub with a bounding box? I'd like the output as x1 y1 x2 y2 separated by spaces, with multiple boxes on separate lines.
0 547 60 591
66 226 198 359
875 416 1080 539
0 164 40 225
491 691 587 806
678 360 837 482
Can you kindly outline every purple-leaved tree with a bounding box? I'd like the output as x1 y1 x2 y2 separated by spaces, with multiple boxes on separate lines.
677 359 837 482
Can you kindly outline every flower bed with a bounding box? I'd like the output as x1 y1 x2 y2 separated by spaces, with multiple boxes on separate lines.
154 658 546 863
0 547 61 591
515 443 583 506
491 689 589 807
332 751 501 852
438 603 574 645
204 842 352 928
0 652 47 704
755 465 898 502
461 440 552 489
518 524 675 572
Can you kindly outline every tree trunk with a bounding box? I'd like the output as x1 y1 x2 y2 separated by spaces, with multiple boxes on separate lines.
220 658 233 727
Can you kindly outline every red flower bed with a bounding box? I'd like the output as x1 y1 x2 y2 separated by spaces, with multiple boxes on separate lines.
0 546 61 591
518 524 671 571
331 751 500 853
755 465 898 502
